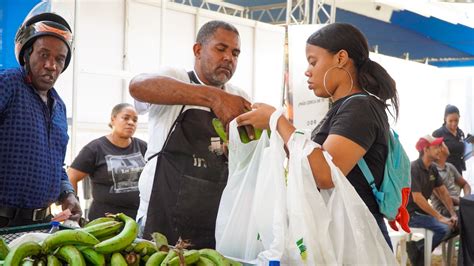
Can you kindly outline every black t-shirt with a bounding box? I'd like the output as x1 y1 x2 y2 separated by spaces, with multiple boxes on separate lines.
406 158 443 215
433 126 466 173
311 93 389 214
71 136 147 219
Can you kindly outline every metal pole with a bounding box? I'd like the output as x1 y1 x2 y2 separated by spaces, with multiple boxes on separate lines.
286 0 292 25
122 0 130 102
71 0 80 161
160 0 167 65
311 0 317 24
252 23 257 101
330 0 336 23
304 0 310 24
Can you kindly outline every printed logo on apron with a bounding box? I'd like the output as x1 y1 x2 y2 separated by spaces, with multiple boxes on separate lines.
105 152 146 193
208 137 225 156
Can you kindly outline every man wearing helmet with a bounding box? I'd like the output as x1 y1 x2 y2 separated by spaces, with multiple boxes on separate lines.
0 13 81 227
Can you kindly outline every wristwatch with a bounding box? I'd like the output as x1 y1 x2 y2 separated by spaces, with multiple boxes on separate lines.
58 189 79 202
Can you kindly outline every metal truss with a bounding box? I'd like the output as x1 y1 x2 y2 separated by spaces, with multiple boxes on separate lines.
247 0 312 25
169 0 246 18
247 3 288 24
247 0 336 25
169 0 336 25
312 0 336 24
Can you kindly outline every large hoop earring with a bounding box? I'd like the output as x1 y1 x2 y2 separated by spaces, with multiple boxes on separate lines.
323 65 354 100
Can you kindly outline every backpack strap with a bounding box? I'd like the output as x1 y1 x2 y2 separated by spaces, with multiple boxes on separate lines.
357 159 384 204
337 93 385 204
337 93 367 111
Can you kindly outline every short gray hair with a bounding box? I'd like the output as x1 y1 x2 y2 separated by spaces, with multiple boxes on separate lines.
196 20 239 44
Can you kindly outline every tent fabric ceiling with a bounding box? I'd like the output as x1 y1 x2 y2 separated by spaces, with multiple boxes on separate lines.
337 8 474 67
224 0 474 67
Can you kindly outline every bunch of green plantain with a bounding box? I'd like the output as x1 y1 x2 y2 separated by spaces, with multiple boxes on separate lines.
0 212 138 266
142 246 242 266
137 232 241 266
212 118 266 144
0 215 243 266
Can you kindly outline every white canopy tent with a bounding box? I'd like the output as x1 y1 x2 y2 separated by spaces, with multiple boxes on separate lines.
43 0 474 192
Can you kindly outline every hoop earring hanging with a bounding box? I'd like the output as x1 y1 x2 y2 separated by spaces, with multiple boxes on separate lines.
323 65 354 101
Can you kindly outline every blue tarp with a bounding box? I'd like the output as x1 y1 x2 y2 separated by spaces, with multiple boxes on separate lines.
0 0 43 69
228 0 474 67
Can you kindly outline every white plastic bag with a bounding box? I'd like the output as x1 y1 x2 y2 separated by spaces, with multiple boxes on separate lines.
8 233 49 249
253 109 288 264
286 132 397 265
215 119 269 260
320 151 396 265
216 110 288 263
286 132 337 265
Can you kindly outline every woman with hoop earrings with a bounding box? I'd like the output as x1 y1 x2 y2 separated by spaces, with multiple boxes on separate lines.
237 23 399 249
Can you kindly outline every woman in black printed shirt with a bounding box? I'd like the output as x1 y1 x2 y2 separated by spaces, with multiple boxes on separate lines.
68 103 147 220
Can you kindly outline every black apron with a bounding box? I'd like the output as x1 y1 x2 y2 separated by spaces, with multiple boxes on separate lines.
143 72 228 249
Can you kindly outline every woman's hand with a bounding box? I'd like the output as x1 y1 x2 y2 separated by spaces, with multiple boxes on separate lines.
236 103 276 129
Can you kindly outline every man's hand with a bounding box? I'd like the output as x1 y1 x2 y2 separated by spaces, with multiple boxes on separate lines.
236 103 277 130
450 214 458 228
437 215 455 228
61 194 82 221
211 90 251 127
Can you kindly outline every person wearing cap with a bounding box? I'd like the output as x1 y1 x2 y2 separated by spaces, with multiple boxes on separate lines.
431 142 471 218
433 104 473 174
0 12 81 227
405 135 458 266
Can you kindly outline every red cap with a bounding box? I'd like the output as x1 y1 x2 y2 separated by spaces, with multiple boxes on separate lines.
416 135 444 151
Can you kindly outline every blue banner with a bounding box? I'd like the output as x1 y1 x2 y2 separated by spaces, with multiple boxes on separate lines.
0 0 45 69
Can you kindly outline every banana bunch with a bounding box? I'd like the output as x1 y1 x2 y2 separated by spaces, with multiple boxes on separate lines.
142 247 242 266
0 214 242 266
212 118 265 144
140 233 242 266
0 213 138 266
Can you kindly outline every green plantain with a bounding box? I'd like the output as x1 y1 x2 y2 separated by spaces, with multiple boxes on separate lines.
80 220 123 239
199 249 230 266
168 249 200 266
110 252 127 266
56 245 85 266
4 241 42 266
76 246 105 266
42 230 99 254
46 255 61 266
144 251 167 266
84 217 115 228
93 213 138 254
0 237 9 260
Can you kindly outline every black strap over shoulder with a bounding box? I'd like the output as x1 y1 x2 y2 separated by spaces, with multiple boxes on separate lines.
187 70 200 84
147 71 196 161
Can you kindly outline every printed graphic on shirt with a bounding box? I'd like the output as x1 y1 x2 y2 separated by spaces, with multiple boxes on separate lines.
311 115 328 139
105 152 146 193
429 174 436 181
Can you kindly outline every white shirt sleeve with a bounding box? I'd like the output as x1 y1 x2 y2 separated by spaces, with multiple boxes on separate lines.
134 99 151 115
